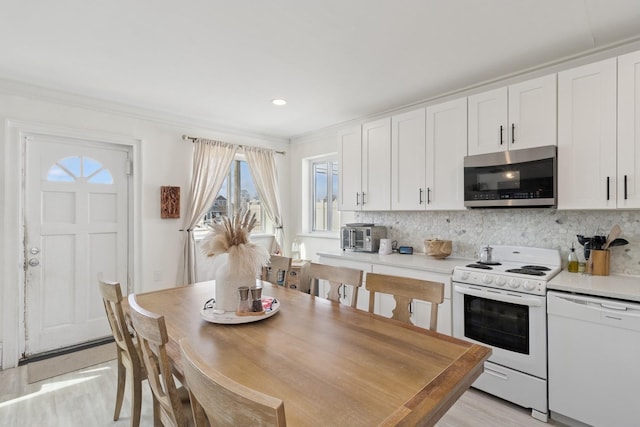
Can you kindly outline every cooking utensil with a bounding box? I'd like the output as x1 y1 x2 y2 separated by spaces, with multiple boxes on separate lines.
603 224 622 249
608 238 629 247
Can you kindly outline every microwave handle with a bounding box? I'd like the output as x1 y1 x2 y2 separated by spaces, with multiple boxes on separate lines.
349 229 356 249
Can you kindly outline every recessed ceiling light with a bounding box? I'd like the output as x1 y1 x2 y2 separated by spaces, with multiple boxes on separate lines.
272 99 287 106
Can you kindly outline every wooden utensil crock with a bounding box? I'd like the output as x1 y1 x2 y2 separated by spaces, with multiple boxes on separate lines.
589 249 610 276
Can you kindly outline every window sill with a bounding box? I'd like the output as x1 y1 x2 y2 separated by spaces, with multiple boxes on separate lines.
297 232 339 240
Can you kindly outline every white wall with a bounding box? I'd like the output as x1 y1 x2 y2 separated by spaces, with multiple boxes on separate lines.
287 131 354 261
0 87 289 367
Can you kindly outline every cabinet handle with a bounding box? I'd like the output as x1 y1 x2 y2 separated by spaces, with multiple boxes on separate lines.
356 193 360 206
511 123 515 144
624 175 628 200
499 125 504 145
427 188 431 204
362 192 366 205
419 188 424 204
606 176 610 201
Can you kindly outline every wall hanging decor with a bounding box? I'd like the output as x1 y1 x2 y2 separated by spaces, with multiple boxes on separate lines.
160 186 180 218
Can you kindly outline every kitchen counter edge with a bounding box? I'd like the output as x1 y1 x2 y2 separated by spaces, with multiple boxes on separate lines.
316 251 472 275
548 271 640 302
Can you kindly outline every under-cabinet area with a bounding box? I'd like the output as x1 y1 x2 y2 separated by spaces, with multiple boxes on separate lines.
317 251 464 335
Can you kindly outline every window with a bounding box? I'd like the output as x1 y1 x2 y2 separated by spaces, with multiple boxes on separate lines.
46 156 113 184
311 158 339 232
202 158 266 232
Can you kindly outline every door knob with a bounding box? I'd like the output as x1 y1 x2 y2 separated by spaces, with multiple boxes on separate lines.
28 258 40 267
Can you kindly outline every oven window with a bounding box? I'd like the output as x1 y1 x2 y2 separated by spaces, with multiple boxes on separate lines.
463 294 529 354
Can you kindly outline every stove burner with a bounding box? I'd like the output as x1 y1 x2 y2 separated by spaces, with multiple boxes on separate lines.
505 268 546 276
477 261 501 266
520 265 551 271
466 263 493 270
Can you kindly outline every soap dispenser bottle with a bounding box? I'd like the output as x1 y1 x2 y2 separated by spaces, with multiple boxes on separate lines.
567 243 579 273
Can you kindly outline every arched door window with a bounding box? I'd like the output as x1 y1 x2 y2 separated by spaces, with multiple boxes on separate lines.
46 156 113 184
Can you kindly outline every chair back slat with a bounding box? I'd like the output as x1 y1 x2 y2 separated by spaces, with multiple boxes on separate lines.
261 255 292 286
180 338 287 427
366 272 444 330
308 263 363 308
128 294 190 427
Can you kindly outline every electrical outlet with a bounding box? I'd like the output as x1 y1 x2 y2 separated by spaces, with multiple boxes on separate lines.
153 271 162 282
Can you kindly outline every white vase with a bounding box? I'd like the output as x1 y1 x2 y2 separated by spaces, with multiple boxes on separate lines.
213 245 266 312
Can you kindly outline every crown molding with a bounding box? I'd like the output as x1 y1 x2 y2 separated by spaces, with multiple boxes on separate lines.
0 78 290 145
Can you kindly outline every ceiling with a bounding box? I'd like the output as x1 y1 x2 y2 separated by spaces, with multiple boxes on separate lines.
1 1 640 140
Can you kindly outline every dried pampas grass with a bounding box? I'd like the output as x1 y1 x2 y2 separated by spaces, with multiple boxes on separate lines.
201 209 270 278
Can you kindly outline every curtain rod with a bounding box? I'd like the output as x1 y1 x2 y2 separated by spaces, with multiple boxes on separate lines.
181 134 285 155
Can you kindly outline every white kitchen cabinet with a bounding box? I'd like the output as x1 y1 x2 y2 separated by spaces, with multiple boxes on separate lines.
391 99 466 211
617 49 640 208
391 108 426 210
426 97 467 210
338 118 391 211
361 117 392 210
468 74 557 155
557 58 617 209
338 126 362 211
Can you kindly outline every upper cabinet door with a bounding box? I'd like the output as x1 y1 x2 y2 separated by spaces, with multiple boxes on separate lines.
426 97 468 210
468 87 508 155
391 109 426 210
362 117 391 211
338 126 362 211
558 58 617 210
617 50 640 208
508 74 557 151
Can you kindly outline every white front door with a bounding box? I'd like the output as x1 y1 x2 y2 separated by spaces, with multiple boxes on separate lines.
24 134 130 356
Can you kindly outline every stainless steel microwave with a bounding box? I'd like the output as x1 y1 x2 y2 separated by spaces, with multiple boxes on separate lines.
340 224 387 252
463 145 557 208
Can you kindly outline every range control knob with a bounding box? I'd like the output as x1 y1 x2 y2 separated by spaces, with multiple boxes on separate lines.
523 281 536 291
482 275 493 285
508 278 520 289
459 271 470 281
495 276 506 286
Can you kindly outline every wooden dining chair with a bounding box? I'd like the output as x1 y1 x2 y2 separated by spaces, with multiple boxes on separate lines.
98 279 145 427
127 294 194 427
308 263 364 308
261 254 292 286
365 272 444 331
179 338 287 427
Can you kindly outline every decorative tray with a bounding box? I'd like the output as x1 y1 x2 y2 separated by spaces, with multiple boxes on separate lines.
200 297 280 324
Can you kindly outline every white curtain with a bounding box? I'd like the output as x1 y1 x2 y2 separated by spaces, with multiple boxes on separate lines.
244 147 285 254
178 139 236 285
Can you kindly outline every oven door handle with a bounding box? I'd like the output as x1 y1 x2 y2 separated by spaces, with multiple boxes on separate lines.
454 285 543 307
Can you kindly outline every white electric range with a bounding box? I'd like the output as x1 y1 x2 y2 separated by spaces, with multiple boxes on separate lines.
452 245 561 423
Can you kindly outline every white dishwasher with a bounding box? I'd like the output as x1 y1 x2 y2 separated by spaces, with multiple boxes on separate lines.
547 291 640 427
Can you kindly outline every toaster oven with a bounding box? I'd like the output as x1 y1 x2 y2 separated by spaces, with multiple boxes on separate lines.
340 224 387 252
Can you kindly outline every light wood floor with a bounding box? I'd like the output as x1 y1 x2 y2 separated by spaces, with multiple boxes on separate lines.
0 359 565 426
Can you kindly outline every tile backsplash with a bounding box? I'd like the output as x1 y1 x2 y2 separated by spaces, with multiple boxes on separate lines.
356 209 640 276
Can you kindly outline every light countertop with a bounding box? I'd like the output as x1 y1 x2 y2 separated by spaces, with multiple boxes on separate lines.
548 271 640 302
316 251 473 275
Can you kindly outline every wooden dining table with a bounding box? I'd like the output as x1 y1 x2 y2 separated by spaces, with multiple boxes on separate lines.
132 280 490 426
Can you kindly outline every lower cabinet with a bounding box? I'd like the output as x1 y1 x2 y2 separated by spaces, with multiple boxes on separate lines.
317 255 452 335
